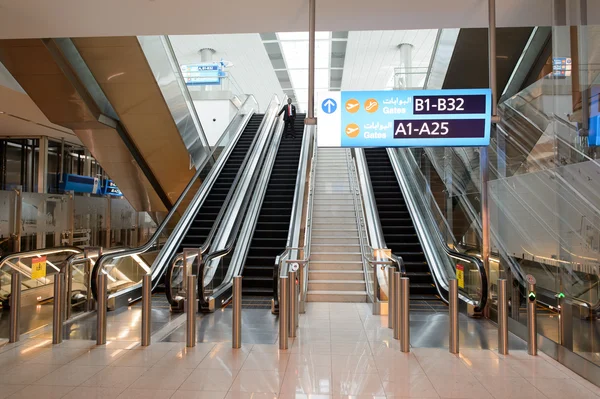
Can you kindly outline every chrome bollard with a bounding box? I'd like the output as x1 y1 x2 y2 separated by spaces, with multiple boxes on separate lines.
9 273 21 343
498 279 509 355
400 277 410 353
232 276 242 349
186 275 197 348
388 266 395 329
141 274 151 346
53 273 65 345
527 278 537 356
449 279 459 354
393 272 401 340
96 273 107 345
289 271 297 338
279 276 289 350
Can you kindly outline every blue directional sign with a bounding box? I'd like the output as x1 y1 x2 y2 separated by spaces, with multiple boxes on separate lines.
321 98 337 114
317 89 492 148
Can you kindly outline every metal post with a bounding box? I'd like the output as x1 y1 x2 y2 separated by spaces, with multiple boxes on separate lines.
527 281 537 356
393 272 401 340
66 260 73 320
53 273 64 344
498 279 509 355
67 191 74 246
96 273 107 345
105 196 111 249
232 276 242 349
481 0 498 318
141 274 151 346
289 271 297 338
388 266 395 329
14 186 22 253
186 275 196 348
305 0 317 124
299 264 306 314
559 296 574 351
400 277 410 353
279 276 289 350
9 273 21 343
449 279 459 354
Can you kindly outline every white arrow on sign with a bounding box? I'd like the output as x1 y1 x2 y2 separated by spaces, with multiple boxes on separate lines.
323 99 336 113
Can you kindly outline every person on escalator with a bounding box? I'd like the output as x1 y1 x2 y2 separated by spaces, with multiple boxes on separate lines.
277 98 297 139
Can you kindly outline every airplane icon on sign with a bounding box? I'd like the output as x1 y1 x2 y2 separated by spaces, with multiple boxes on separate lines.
346 103 359 110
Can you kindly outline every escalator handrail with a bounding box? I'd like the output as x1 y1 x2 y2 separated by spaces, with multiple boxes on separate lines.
164 111 268 306
197 95 281 304
0 246 83 280
277 124 314 279
274 124 314 309
92 95 259 299
390 148 488 312
200 116 287 305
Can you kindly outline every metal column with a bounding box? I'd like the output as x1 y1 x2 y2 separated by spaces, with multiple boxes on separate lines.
527 279 537 356
186 275 197 348
289 271 297 338
400 277 410 353
105 196 111 249
481 0 499 317
449 279 459 354
498 279 509 355
9 273 21 343
305 0 317 124
388 266 395 329
279 276 289 350
96 273 107 345
141 274 151 346
53 273 64 344
232 276 242 349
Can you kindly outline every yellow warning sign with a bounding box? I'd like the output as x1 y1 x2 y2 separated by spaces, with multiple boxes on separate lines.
32 256 47 279
456 264 465 289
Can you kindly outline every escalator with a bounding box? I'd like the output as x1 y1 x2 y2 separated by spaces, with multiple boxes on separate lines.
179 114 264 250
243 115 306 296
364 148 438 301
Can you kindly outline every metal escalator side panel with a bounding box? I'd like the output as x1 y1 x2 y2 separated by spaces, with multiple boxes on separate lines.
71 36 195 207
137 36 211 169
0 38 169 213
94 104 256 304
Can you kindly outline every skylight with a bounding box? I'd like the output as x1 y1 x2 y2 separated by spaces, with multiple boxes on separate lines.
277 31 331 113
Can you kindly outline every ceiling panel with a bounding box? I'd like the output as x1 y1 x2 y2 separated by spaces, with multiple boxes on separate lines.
169 34 284 112
341 29 438 91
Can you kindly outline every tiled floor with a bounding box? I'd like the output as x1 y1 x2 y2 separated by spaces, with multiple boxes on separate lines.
0 302 596 398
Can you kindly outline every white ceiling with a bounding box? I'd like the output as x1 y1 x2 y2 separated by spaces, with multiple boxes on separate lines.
169 34 284 112
0 0 592 40
341 30 438 90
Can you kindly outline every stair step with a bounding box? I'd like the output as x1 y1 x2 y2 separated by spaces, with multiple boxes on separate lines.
311 252 362 262
308 280 366 291
310 261 363 271
309 270 364 280
307 290 368 303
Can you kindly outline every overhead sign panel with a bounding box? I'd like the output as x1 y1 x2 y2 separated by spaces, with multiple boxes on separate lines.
180 63 226 86
317 89 492 148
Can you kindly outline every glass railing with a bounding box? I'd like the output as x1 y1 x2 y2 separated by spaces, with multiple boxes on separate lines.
92 95 259 304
